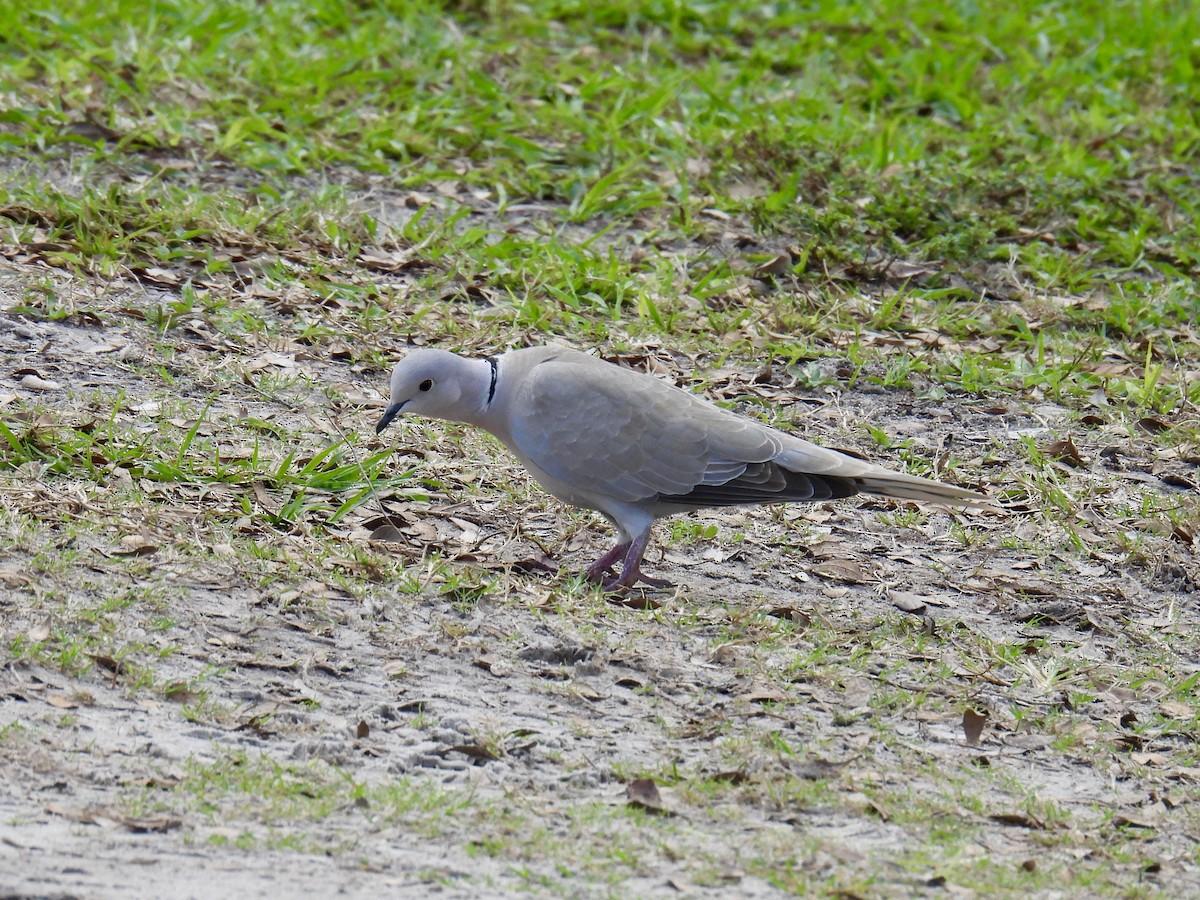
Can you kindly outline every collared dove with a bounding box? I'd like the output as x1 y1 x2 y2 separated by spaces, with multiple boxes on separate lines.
376 345 988 589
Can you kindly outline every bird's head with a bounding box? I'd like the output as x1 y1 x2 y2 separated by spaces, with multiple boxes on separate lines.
375 349 472 434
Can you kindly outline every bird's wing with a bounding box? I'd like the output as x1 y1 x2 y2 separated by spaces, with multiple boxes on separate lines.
506 354 864 506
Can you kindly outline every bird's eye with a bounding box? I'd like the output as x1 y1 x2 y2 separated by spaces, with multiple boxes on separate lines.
418 379 433 392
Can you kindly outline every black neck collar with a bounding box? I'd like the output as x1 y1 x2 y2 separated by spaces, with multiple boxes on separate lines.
485 356 499 406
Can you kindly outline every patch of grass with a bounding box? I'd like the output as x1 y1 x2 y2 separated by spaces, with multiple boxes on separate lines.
0 398 409 530
1 0 1198 896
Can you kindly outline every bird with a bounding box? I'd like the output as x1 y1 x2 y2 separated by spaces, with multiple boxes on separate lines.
375 345 989 589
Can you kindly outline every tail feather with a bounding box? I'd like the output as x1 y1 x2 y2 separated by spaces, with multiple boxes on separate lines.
856 472 993 508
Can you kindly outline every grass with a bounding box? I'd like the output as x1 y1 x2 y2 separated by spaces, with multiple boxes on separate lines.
1 0 1199 896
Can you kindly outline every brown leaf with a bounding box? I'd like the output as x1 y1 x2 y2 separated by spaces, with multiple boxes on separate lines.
738 687 790 705
368 523 408 543
356 720 370 739
1136 417 1172 435
888 591 928 616
510 556 557 574
1111 813 1158 830
625 778 672 816
767 605 811 626
26 615 52 642
0 566 35 589
357 248 424 274
607 593 662 610
1043 436 1086 467
112 535 157 556
130 266 182 287
443 744 499 762
162 684 201 704
44 804 179 833
404 520 440 543
962 709 988 746
989 812 1044 829
88 654 124 675
811 559 867 584
752 253 792 278
1159 473 1198 491
47 694 78 709
1159 700 1194 719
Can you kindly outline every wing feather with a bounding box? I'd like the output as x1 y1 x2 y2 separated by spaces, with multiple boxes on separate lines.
508 356 718 501
505 350 985 512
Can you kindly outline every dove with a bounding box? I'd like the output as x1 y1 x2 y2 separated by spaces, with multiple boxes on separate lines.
376 345 988 589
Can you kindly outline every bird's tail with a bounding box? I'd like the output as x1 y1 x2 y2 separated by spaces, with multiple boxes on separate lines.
856 472 994 509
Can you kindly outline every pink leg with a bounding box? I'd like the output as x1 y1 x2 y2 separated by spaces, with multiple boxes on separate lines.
611 529 672 590
584 541 630 584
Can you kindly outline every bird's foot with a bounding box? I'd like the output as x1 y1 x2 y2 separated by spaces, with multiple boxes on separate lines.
592 530 673 591
599 564 673 592
584 542 630 584
584 532 672 591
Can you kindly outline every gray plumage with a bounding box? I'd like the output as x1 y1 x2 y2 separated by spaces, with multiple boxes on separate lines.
376 345 988 588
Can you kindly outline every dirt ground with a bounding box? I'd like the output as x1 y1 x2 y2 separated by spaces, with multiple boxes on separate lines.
1 257 1199 899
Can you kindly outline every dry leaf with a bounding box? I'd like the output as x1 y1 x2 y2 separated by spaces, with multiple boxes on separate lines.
888 591 928 615
44 804 180 833
85 340 128 354
608 593 662 610
404 520 440 543
113 535 157 556
131 266 182 287
962 709 988 746
989 812 1044 829
88 654 124 675
0 566 34 589
767 605 811 626
1111 813 1158 830
442 744 499 762
1044 436 1086 467
1136 417 1171 435
27 615 52 642
162 684 201 704
625 778 672 816
752 253 792 278
369 523 408 543
811 559 867 583
1159 700 1194 719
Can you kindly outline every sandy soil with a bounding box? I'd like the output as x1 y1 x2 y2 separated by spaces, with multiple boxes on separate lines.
1 262 1198 898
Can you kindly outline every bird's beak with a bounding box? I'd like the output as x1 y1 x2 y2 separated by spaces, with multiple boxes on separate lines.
375 401 405 434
